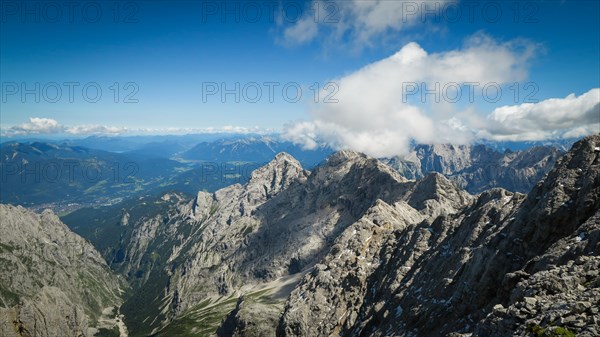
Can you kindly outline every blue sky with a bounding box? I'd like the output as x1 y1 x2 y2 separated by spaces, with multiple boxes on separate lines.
1 0 599 152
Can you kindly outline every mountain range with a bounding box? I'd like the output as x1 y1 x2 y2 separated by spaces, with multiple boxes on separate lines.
384 143 563 193
3 134 589 336
0 141 187 212
179 137 333 168
0 136 564 215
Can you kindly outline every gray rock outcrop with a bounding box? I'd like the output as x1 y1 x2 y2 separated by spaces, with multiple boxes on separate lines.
278 135 600 336
0 205 125 337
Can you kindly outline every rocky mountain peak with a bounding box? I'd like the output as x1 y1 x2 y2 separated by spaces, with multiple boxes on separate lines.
325 149 366 166
273 151 297 162
246 151 309 201
520 135 599 219
249 152 304 179
407 172 473 215
510 134 600 253
310 150 406 192
415 171 456 191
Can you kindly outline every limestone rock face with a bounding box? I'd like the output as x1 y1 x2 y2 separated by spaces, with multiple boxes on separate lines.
278 135 600 337
0 205 124 337
97 149 455 335
114 149 476 335
217 295 281 337
384 143 563 193
168 151 413 315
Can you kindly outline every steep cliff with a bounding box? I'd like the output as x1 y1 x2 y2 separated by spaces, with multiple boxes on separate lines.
0 205 126 337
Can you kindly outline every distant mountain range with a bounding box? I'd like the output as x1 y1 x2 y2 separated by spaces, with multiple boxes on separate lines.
0 135 570 215
0 137 334 213
477 137 580 152
0 141 187 211
384 143 563 193
180 136 333 168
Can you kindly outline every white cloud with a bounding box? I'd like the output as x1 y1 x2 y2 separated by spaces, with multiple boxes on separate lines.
7 117 64 135
0 118 272 137
1 118 125 136
282 34 539 157
283 16 319 45
480 89 600 141
281 0 454 47
134 125 270 135
65 124 127 135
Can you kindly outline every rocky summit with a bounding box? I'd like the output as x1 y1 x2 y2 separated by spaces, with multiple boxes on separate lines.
1 135 599 337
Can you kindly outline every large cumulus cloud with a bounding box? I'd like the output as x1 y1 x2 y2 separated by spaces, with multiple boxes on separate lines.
282 35 549 157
